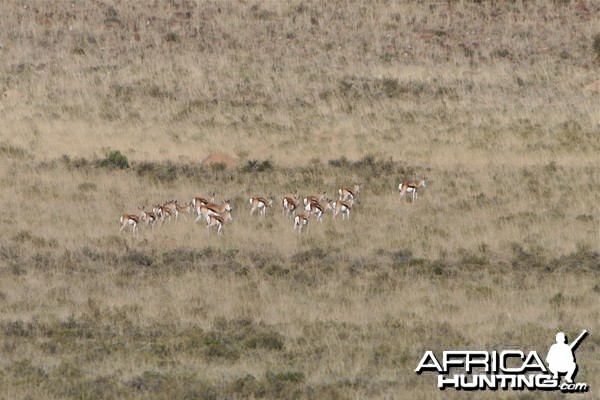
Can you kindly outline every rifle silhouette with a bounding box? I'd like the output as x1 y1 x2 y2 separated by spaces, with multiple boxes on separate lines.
569 330 588 350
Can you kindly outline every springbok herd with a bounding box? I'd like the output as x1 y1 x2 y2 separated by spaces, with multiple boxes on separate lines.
119 178 427 236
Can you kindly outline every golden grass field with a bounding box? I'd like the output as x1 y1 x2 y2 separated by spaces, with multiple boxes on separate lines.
0 1 598 398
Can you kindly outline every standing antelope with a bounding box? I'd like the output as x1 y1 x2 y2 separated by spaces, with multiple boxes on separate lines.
250 196 274 217
153 203 173 225
338 183 361 201
303 191 327 206
304 199 326 223
191 193 215 211
164 200 178 213
282 191 300 218
293 212 310 234
196 200 234 222
175 201 193 221
328 198 353 220
139 208 159 229
398 178 427 202
119 214 140 235
206 211 233 236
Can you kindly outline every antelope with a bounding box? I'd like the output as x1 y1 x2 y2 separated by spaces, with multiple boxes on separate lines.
338 183 361 201
304 199 326 223
119 214 140 235
195 200 234 222
191 193 215 211
138 207 159 229
293 212 310 233
206 210 233 236
303 191 327 206
399 178 427 202
250 196 274 217
153 203 173 224
163 199 178 215
175 201 193 221
328 198 353 220
282 191 300 218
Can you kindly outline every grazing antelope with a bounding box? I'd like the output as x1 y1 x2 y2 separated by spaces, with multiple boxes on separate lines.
191 193 215 211
293 212 310 234
139 208 159 229
338 183 361 201
119 214 140 235
282 191 300 218
175 201 193 221
250 196 274 217
398 178 427 202
206 211 233 236
304 199 326 223
195 200 234 222
328 198 353 220
303 191 327 206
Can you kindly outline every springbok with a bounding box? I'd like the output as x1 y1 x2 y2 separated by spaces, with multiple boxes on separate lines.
175 201 193 221
153 203 173 224
250 196 274 217
139 208 159 229
206 210 234 236
399 178 427 202
304 199 327 223
282 191 300 218
119 214 140 235
303 191 327 206
328 198 353 220
191 193 215 211
338 183 361 201
293 212 310 233
196 200 234 222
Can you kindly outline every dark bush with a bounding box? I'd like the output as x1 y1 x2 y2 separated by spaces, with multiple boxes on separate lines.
492 48 510 58
136 161 178 182
593 33 600 58
123 250 153 267
0 142 27 158
126 371 168 392
241 159 273 173
164 32 180 43
328 156 350 168
5 320 34 337
265 264 290 278
391 249 414 267
243 332 284 351
203 334 240 361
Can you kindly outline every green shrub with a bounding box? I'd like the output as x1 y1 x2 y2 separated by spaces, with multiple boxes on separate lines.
100 150 129 169
266 370 305 384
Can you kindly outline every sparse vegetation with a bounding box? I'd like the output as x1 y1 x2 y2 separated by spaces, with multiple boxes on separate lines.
0 0 598 399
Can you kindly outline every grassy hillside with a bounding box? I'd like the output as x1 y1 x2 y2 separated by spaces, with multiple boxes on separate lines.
0 1 598 398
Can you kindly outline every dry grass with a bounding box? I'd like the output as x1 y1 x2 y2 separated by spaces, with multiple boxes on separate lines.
0 0 599 398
